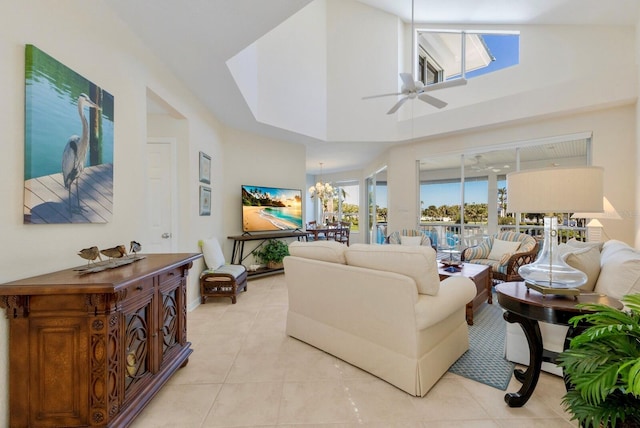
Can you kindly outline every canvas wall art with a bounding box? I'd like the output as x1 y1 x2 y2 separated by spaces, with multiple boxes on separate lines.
23 45 115 224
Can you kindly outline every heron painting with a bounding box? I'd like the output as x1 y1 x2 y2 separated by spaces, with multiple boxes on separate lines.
24 45 114 224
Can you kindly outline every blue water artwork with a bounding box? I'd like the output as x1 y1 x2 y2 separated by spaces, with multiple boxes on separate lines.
24 45 114 224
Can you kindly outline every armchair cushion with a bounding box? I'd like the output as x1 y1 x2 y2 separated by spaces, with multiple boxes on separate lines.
200 263 246 279
463 239 491 260
400 235 423 246
488 239 522 261
345 244 440 296
201 237 226 269
388 229 432 247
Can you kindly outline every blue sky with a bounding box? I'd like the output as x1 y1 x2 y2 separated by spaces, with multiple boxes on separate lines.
465 33 520 78
369 179 506 209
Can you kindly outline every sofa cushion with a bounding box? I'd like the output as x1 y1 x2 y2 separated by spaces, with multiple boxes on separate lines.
566 238 604 252
345 244 440 295
488 239 521 261
288 240 347 264
557 244 601 291
595 240 640 299
599 239 634 267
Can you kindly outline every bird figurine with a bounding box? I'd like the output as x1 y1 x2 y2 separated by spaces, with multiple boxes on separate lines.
61 93 101 214
77 246 102 265
100 245 127 260
129 241 142 256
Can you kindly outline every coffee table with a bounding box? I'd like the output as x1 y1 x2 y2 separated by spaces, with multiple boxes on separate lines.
438 262 491 325
496 282 623 407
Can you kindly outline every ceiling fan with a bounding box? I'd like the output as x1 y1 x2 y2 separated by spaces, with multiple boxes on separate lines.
469 155 511 173
363 0 467 114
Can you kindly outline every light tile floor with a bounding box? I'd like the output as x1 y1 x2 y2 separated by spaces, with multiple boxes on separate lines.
131 274 577 427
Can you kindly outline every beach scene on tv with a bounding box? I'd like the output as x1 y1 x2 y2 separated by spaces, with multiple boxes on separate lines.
242 185 303 232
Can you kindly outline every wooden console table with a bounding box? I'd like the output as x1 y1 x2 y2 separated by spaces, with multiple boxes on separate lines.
228 231 307 277
0 253 201 427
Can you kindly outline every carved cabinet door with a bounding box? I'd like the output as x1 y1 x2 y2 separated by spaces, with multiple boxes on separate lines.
121 278 157 401
158 270 186 369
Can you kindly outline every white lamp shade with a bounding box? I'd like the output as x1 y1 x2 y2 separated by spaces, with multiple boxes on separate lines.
507 166 603 213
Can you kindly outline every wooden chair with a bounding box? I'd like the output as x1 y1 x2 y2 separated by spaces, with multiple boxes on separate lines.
335 221 351 246
199 237 247 304
306 220 326 241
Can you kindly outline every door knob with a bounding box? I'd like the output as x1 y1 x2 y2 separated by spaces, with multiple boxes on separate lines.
161 233 172 239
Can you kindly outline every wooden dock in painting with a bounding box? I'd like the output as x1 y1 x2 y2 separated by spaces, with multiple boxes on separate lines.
24 163 113 224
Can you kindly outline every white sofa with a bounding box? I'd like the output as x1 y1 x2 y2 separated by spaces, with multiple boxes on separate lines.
505 239 640 375
284 240 476 397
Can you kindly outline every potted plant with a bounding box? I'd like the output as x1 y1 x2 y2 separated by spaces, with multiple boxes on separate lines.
253 239 289 269
557 294 640 428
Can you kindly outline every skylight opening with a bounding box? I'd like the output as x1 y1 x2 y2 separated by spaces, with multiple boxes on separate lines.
416 30 520 85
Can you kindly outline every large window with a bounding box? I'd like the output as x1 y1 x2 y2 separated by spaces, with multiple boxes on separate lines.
418 137 590 246
416 30 519 84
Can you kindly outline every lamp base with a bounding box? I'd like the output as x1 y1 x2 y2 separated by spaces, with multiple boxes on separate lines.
524 281 580 298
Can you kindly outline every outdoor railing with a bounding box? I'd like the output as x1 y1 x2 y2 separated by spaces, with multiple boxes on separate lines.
417 222 586 249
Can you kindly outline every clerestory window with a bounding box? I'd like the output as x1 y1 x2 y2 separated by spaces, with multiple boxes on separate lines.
416 30 519 85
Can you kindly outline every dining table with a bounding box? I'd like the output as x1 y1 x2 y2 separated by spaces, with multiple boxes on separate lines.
305 224 341 241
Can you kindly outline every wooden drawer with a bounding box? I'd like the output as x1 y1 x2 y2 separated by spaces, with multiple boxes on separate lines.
158 267 182 285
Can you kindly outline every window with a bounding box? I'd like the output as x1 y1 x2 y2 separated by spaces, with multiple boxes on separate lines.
416 30 519 82
418 48 444 85
418 137 590 244
334 182 360 232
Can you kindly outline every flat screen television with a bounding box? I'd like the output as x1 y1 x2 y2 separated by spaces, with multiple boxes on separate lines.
241 185 303 232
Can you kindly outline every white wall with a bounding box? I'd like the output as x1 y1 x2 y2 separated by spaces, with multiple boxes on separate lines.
222 127 307 263
0 1 232 422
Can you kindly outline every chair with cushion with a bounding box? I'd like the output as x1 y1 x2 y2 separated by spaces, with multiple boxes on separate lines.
387 229 433 248
199 237 248 304
461 231 538 282
334 221 351 246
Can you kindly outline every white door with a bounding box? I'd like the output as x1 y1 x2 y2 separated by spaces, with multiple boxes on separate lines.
145 139 177 253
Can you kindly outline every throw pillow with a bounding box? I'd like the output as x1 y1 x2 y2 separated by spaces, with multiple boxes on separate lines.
400 235 423 246
288 240 347 264
557 244 601 291
488 239 522 261
201 237 226 270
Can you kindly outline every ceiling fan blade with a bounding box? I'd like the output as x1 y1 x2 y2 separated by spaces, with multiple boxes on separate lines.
362 92 403 100
387 97 409 114
423 78 468 92
418 93 448 109
399 73 416 91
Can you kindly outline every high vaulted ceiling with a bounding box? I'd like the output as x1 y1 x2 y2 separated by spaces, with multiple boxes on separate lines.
104 0 640 174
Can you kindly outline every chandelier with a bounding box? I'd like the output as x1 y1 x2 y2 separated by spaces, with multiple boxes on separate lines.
308 163 337 202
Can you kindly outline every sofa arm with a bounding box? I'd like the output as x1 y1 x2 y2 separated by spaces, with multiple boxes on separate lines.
414 276 476 330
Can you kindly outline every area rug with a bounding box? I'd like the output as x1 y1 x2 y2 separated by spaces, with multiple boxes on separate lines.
448 296 515 390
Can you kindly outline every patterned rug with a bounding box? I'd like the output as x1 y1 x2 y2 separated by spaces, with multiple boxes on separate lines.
448 296 515 390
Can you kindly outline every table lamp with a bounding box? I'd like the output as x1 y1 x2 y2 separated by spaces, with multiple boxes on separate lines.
506 166 603 296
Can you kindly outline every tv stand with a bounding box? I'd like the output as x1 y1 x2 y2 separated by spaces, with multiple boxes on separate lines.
228 231 307 277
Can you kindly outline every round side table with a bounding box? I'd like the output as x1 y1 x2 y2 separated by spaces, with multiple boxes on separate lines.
495 281 622 407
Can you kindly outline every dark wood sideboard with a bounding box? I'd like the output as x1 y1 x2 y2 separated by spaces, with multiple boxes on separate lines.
0 253 201 427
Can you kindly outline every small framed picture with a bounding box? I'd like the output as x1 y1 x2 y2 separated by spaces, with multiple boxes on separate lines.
199 151 211 184
199 185 211 216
